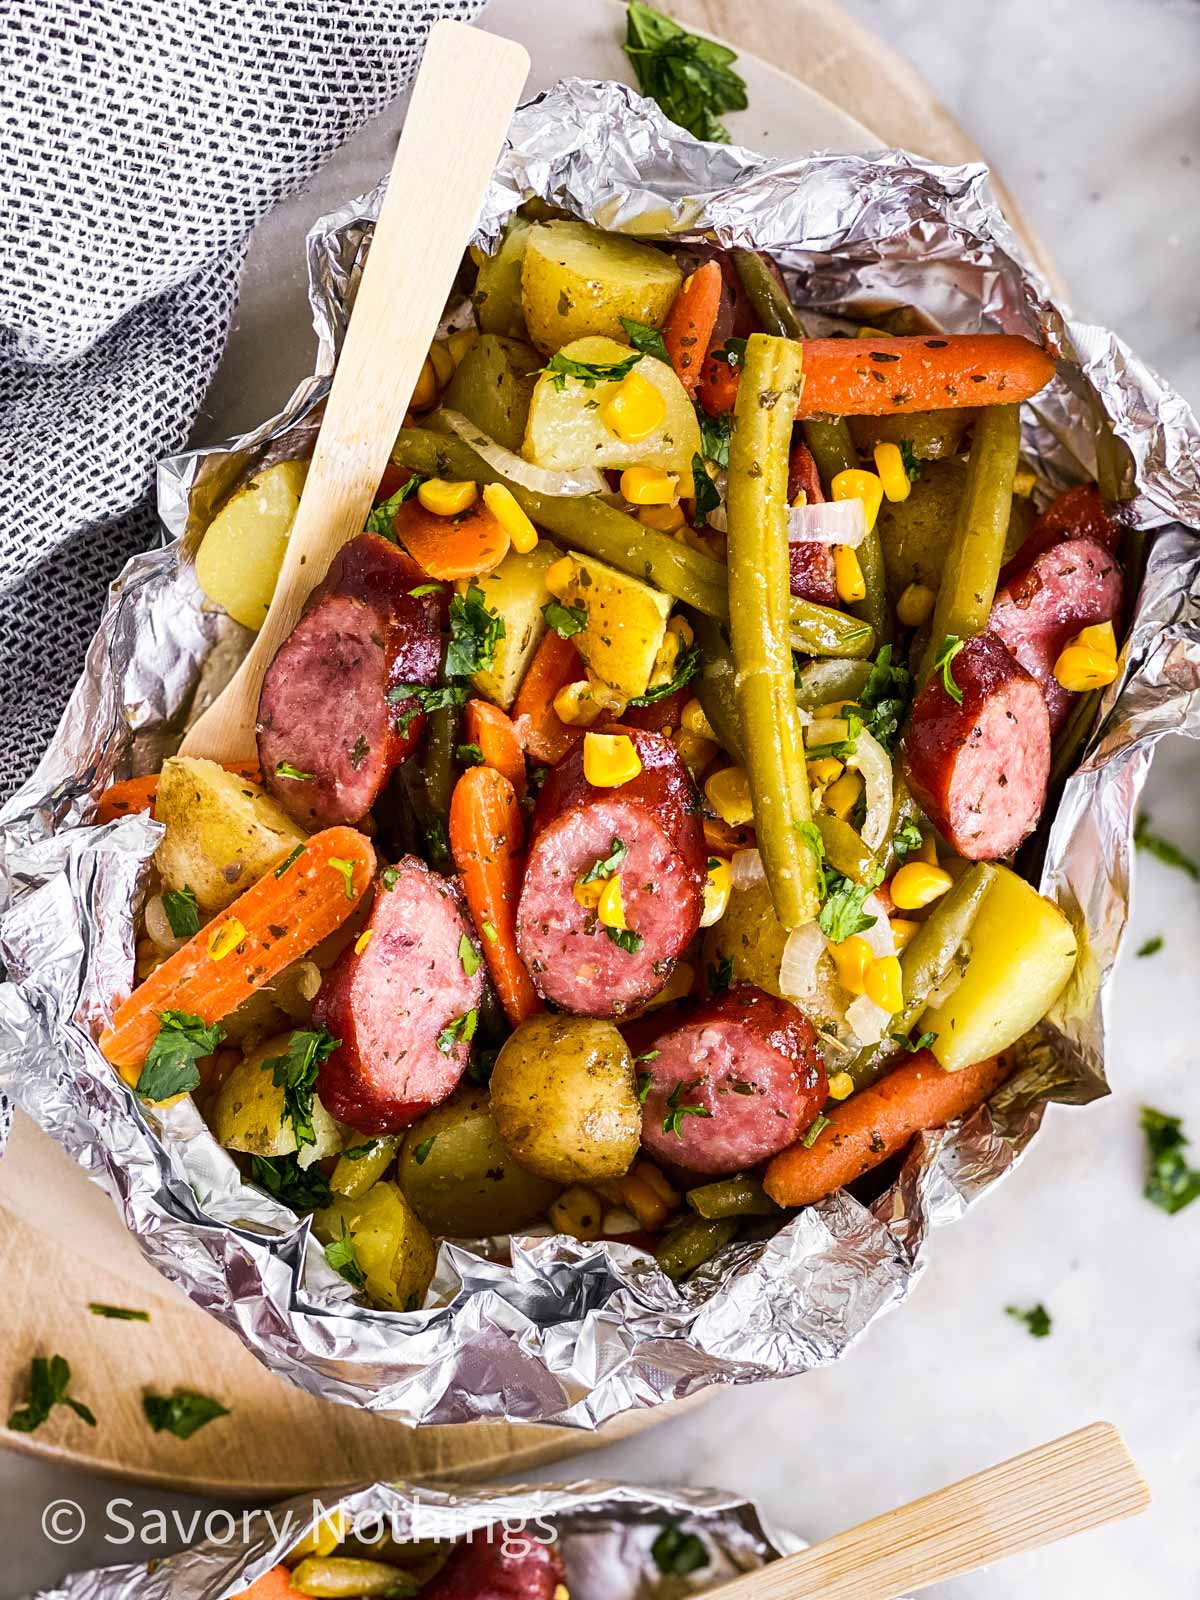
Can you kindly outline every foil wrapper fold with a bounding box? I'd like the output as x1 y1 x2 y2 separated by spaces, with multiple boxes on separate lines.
28 1479 792 1600
2 79 1199 1428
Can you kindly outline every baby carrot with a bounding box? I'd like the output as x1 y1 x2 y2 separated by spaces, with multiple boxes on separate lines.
449 765 541 1026
511 629 585 766
661 259 723 398
391 497 509 580
463 698 526 800
94 764 262 824
100 826 375 1078
235 1567 307 1600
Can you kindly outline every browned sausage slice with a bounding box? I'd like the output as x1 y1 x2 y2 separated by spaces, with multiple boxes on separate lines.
314 855 482 1134
903 633 1050 859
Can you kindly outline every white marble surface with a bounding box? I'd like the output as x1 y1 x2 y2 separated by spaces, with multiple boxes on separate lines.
3 2 1198 1597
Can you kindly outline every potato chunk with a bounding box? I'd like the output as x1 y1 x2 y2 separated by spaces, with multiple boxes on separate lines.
520 221 682 353
211 1033 341 1159
315 1181 436 1310
523 335 701 476
464 539 563 708
473 217 534 338
154 756 307 913
545 550 671 699
195 460 308 630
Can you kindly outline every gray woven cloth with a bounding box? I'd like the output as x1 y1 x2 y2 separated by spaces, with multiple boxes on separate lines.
0 0 485 800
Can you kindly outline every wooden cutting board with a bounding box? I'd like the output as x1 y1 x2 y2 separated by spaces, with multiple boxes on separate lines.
0 0 1063 1494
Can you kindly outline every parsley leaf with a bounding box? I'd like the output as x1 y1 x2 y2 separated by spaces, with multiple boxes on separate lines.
691 452 721 527
274 760 313 781
795 820 828 898
458 933 480 978
161 886 200 940
89 1304 150 1321
1141 1107 1200 1215
250 1153 332 1213
8 1355 97 1434
456 742 484 767
274 844 304 879
365 474 424 537
933 635 966 705
898 438 921 482
381 865 401 891
890 1029 938 1053
818 867 883 944
413 1136 437 1165
1134 816 1199 880
1136 935 1163 958
328 856 356 900
708 954 734 994
1006 1303 1052 1339
264 1028 339 1149
136 1011 225 1102
891 820 925 863
144 1389 229 1439
629 644 700 705
709 336 747 368
606 926 645 954
538 349 643 391
349 734 370 771
804 704 863 762
325 1221 367 1290
342 1140 380 1162
387 681 471 735
624 0 747 143
619 316 670 363
437 1008 478 1055
581 838 628 883
699 410 731 469
662 1078 712 1138
802 1112 830 1149
854 643 913 753
542 599 588 638
636 1070 653 1103
446 583 505 678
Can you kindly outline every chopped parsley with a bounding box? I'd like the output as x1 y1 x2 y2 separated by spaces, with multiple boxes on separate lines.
481 920 498 943
424 816 451 867
456 742 484 767
365 474 424 536
795 819 828 897
274 760 313 781
542 599 588 638
898 438 921 482
458 933 480 978
804 704 863 762
1134 816 1199 880
629 644 700 706
619 315 670 363
624 0 747 143
264 1027 340 1149
136 1011 225 1102
249 1153 332 1212
387 681 471 735
932 635 966 705
709 336 747 369
328 856 356 900
699 410 731 469
446 582 505 678
413 1136 437 1166
143 1389 229 1440
274 844 304 878
818 866 883 945
161 886 200 939
890 1029 938 1053
8 1355 96 1433
1006 1303 1052 1339
349 734 370 771
325 1221 367 1290
381 865 401 891
342 1140 380 1162
662 1078 712 1138
89 1304 150 1322
636 1071 653 1103
1135 935 1163 958
538 348 643 391
581 837 628 884
802 1112 830 1149
892 820 925 863
690 452 721 527
437 1008 478 1055
1141 1107 1200 1215
854 644 914 753
606 926 645 954
708 954 734 994
409 582 446 598
651 1522 710 1578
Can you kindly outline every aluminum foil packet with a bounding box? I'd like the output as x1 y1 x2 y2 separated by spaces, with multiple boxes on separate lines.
2 79 1199 1428
28 1479 792 1600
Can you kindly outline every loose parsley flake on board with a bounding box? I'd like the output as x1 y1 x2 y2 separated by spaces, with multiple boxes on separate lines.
1136 935 1163 958
1133 815 1199 880
143 1390 230 1440
89 1304 150 1322
7 1356 96 1434
1006 1303 1052 1338
624 0 747 143
1140 1107 1200 1215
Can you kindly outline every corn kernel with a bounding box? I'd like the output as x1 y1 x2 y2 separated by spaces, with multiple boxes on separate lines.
874 441 912 503
418 478 478 517
409 355 439 412
856 325 891 339
864 954 903 1013
700 855 732 927
638 502 685 533
673 727 718 775
830 934 873 994
427 340 455 388
288 1509 349 1562
600 369 666 442
813 699 854 719
354 929 374 956
583 731 642 787
553 680 604 728
833 544 867 603
544 555 577 596
830 468 884 533
1013 465 1038 497
597 874 627 929
620 466 678 505
446 327 479 366
827 1070 855 1101
644 959 695 1010
600 1165 678 1232
1071 621 1117 658
667 614 694 648
207 918 246 962
549 1184 604 1241
822 769 863 819
681 698 717 740
1053 644 1119 693
704 765 754 827
889 917 920 951
791 488 808 508
481 482 538 553
890 861 954 910
573 876 604 910
896 581 935 628
806 755 844 786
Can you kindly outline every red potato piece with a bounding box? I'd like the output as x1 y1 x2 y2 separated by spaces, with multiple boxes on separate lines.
257 534 440 830
988 536 1123 733
764 1050 1012 1207
418 1531 566 1600
516 727 706 1018
628 985 827 1175
903 632 1050 860
314 856 483 1134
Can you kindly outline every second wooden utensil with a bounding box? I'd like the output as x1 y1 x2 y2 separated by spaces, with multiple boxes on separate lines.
180 19 529 764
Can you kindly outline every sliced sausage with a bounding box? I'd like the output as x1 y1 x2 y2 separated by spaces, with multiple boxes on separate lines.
1000 483 1118 582
257 533 441 830
418 1531 566 1600
628 985 827 1174
314 855 482 1133
903 632 1050 860
988 536 1123 733
516 727 706 1018
786 438 838 606
763 1049 1011 1206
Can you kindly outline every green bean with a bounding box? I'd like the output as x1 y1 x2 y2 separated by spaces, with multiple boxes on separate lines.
849 521 892 650
790 599 874 659
916 404 1021 683
1047 687 1103 793
686 1174 779 1220
882 771 923 872
794 656 873 712
290 1559 419 1599
656 1215 738 1279
727 334 819 929
815 814 880 887
691 613 746 764
422 703 458 869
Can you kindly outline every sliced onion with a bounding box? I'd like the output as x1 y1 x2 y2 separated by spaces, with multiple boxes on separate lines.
437 410 607 498
846 727 893 853
706 503 728 533
846 993 891 1047
779 921 827 1005
805 715 849 750
730 848 765 891
856 892 898 960
786 497 867 547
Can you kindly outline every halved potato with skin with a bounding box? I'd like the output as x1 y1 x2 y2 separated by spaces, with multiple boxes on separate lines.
523 335 702 476
544 549 671 699
520 220 682 353
195 459 308 630
464 539 563 709
211 1033 341 1160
